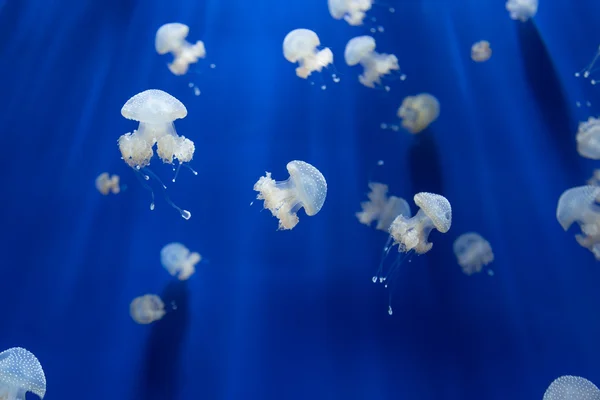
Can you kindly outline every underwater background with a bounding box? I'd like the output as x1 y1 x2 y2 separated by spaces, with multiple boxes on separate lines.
1 0 600 399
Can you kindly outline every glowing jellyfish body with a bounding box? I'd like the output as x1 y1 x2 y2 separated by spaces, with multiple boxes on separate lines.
254 160 327 230
505 0 538 22
283 29 333 79
161 242 201 281
471 40 492 62
453 232 494 275
95 172 121 195
344 36 399 88
155 23 206 76
557 185 600 260
543 376 600 400
0 347 46 400
130 294 166 324
576 117 600 159
397 93 440 134
328 0 373 26
356 182 411 232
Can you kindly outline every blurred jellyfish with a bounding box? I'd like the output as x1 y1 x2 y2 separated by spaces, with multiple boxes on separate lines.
283 29 334 80
453 232 494 275
576 117 600 159
254 160 327 230
397 93 440 134
155 23 206 76
344 36 399 88
505 0 538 22
575 45 600 85
543 375 600 400
130 294 166 324
0 347 46 400
471 40 492 62
95 172 121 195
356 182 411 232
328 0 372 26
161 242 201 281
557 185 600 260
588 169 600 186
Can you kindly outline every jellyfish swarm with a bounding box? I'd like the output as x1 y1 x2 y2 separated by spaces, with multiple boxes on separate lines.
471 40 492 62
118 89 195 219
0 347 46 400
254 160 327 230
328 0 373 26
283 29 334 82
453 232 494 275
575 45 600 85
397 93 440 134
155 23 206 76
356 182 410 232
576 117 600 159
543 376 600 400
557 185 600 260
505 0 538 22
161 242 201 281
130 294 166 324
344 36 399 89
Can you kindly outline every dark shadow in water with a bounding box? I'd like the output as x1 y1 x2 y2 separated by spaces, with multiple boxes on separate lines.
138 280 190 400
407 133 444 195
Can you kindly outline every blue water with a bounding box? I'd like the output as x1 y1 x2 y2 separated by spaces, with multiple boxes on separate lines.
1 0 600 399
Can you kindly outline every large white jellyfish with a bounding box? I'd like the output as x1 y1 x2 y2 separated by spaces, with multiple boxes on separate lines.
557 185 600 260
453 232 494 275
283 29 333 80
543 375 600 400
161 242 201 281
155 23 206 76
328 0 372 26
471 40 492 62
576 117 600 159
0 347 46 400
397 93 440 134
505 0 538 22
254 160 327 230
130 294 166 324
356 182 411 232
95 172 121 195
344 36 399 88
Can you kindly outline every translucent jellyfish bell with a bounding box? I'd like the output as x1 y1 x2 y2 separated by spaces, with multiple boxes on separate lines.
161 242 201 281
556 185 600 260
356 182 411 232
576 117 600 159
543 375 600 400
328 0 373 26
130 294 166 324
0 347 46 400
95 172 121 195
505 0 538 22
471 40 492 62
344 36 399 88
155 23 206 76
453 232 494 275
254 160 327 230
283 29 333 80
397 93 440 134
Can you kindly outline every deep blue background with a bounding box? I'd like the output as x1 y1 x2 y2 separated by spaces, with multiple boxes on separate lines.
0 0 599 399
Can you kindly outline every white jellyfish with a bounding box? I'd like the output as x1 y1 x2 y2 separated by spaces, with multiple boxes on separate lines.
397 93 440 134
576 117 600 159
575 45 600 85
344 36 399 88
328 0 372 26
356 182 411 232
283 29 333 80
0 347 46 400
453 232 494 275
161 242 201 281
130 294 166 324
254 160 327 230
95 172 121 195
557 185 600 260
155 23 206 76
543 375 600 400
471 40 492 62
505 0 538 22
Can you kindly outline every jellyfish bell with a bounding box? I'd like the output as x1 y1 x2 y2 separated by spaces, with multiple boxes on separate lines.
283 29 338 86
556 185 600 260
505 0 538 22
453 232 494 275
396 93 440 134
543 375 600 400
0 347 46 400
130 294 167 324
161 242 201 281
344 36 401 89
576 117 600 159
155 23 206 76
328 0 372 26
471 40 492 62
95 172 121 195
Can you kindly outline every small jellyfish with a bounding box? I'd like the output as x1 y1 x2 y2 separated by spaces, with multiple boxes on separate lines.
344 36 399 88
556 185 600 260
397 93 440 134
328 0 373 26
95 172 121 195
471 40 492 62
161 242 201 281
543 376 600 400
453 232 494 275
576 117 600 159
283 29 333 79
155 23 206 76
356 182 411 232
130 294 166 324
505 0 538 22
254 160 327 230
0 347 46 400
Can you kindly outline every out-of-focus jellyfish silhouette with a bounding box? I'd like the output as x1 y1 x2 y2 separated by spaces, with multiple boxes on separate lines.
557 185 600 260
576 117 600 159
95 172 121 195
328 0 372 26
356 182 410 232
344 36 399 88
155 23 206 76
0 347 46 400
506 0 538 22
575 45 600 85
397 93 440 134
254 160 327 230
130 294 166 324
471 40 492 62
588 170 600 186
543 375 600 400
161 242 201 281
283 29 334 82
453 232 494 275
